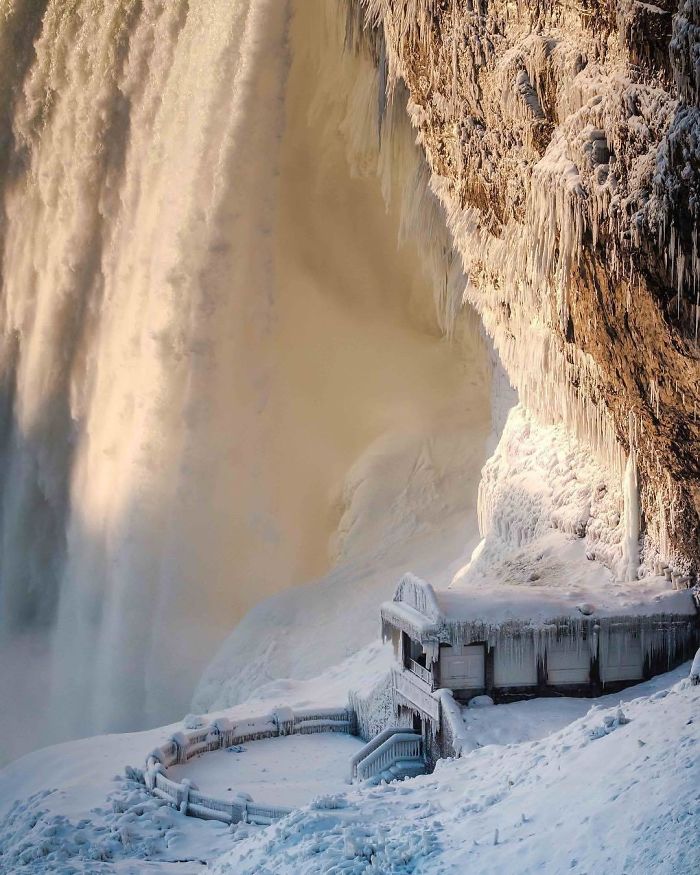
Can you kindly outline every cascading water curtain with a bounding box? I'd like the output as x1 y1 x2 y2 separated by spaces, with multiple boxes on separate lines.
0 0 293 746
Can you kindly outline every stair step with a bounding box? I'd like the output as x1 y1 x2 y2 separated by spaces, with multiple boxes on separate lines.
386 760 426 780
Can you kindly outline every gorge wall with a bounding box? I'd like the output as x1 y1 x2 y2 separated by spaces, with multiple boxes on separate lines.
354 0 700 575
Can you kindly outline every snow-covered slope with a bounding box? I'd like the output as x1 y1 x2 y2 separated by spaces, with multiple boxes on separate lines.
0 660 697 873
215 665 700 875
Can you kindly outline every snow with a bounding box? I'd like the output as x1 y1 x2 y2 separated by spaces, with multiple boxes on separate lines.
1 650 698 873
691 647 700 683
213 664 700 874
438 405 697 626
0 646 390 873
435 573 695 625
168 733 365 809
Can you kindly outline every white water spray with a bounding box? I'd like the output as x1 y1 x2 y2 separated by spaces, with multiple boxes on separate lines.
0 0 493 758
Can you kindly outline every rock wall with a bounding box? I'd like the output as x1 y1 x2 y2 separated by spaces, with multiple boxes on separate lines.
352 0 700 574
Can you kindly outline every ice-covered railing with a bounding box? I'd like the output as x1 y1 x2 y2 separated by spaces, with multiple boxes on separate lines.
349 726 411 781
352 730 423 782
134 706 355 827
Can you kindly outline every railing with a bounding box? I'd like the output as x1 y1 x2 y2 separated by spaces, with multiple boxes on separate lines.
408 658 433 687
247 802 295 825
393 667 441 723
349 726 412 781
135 705 354 826
355 732 422 782
434 688 467 757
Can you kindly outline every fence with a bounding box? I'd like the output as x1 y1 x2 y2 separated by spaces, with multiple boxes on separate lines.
138 706 355 826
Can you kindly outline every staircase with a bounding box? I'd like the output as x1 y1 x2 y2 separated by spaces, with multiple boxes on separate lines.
349 727 426 785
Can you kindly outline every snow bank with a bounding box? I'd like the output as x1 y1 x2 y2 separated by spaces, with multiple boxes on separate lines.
213 664 700 874
1 656 696 873
691 647 700 684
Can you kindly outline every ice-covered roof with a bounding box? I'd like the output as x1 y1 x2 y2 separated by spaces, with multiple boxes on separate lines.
381 572 698 643
436 579 697 624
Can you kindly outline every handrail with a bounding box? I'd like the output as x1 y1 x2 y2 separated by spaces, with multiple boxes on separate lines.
355 732 422 781
349 727 413 781
408 658 433 687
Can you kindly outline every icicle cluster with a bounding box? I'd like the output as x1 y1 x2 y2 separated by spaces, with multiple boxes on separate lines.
351 0 700 573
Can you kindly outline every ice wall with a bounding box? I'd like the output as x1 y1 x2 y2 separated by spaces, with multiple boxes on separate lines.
459 403 626 593
0 0 493 760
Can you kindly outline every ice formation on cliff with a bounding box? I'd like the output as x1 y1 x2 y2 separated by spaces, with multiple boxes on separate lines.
359 0 700 572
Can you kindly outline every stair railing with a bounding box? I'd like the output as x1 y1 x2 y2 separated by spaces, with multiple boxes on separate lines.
354 732 422 782
349 727 414 782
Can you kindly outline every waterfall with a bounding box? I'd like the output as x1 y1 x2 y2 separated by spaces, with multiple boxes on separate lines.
0 0 493 759
0 0 298 748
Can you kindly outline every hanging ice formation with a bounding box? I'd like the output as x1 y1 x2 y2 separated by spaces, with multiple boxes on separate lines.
357 0 700 574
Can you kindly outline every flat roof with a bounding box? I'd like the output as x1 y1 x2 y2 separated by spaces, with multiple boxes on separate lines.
435 579 697 625
381 572 698 639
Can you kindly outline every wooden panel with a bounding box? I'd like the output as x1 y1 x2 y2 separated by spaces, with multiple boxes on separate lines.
494 639 537 687
600 632 643 683
546 640 590 685
440 644 485 690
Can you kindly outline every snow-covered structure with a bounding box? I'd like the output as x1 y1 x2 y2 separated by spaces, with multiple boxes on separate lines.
382 574 699 738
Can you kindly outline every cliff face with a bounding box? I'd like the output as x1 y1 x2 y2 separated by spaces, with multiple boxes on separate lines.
354 0 700 574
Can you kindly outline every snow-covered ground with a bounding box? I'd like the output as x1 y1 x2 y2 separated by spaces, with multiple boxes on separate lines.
169 733 364 809
216 665 699 874
1 658 697 873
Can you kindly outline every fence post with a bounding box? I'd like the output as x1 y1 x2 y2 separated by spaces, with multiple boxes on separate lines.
170 732 187 764
179 778 191 815
145 756 158 790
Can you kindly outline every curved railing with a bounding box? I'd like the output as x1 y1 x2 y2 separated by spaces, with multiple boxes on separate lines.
136 706 354 826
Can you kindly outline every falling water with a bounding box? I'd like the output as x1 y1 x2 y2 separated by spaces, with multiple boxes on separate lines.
0 0 300 751
0 0 493 759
